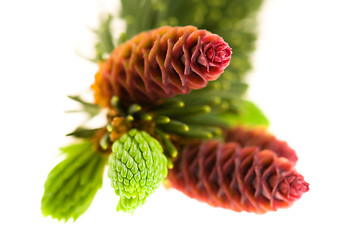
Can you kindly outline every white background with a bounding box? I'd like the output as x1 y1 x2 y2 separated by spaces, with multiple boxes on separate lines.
1 0 360 239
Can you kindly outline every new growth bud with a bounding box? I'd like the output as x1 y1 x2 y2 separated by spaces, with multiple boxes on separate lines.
108 129 168 212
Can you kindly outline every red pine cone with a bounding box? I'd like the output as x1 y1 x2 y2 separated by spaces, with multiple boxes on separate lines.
92 26 232 106
167 129 309 214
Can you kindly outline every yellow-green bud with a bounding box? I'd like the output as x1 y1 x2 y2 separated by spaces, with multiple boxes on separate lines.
108 129 168 212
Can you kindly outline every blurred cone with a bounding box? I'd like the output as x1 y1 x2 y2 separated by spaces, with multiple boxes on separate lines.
167 128 308 213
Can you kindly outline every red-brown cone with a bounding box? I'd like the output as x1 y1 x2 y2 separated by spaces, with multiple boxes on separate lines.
167 128 309 213
92 26 231 106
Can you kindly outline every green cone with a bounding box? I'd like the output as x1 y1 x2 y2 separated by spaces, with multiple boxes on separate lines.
108 129 168 213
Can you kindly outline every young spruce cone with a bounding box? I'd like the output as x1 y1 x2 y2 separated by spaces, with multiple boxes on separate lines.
108 129 168 212
92 25 231 106
167 128 309 214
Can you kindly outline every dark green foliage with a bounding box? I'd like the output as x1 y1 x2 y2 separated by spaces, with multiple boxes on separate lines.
93 14 115 61
120 0 159 40
41 141 106 221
